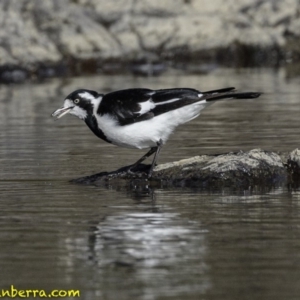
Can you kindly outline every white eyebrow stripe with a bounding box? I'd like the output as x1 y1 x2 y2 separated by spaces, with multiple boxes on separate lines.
79 92 97 101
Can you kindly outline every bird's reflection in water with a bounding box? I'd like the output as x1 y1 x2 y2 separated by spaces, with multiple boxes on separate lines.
87 208 210 298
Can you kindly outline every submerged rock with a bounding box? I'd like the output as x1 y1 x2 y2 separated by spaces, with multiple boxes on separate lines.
72 148 299 189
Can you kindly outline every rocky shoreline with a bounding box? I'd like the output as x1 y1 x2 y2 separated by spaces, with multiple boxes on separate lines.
72 149 300 189
1 0 300 83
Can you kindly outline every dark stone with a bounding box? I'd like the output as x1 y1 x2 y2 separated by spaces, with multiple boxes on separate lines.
0 66 28 84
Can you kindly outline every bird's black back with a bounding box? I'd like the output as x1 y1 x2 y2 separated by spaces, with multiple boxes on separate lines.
98 88 201 125
97 87 260 126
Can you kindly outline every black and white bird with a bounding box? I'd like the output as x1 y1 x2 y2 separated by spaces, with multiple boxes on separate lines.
52 87 260 177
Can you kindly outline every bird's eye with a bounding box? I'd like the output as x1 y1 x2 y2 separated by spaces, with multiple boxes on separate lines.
74 99 80 104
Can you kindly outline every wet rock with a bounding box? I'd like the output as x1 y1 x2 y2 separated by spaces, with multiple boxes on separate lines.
154 149 285 187
72 149 300 189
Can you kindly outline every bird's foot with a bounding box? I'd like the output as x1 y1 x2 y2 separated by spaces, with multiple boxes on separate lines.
106 164 152 179
127 164 151 178
123 164 151 178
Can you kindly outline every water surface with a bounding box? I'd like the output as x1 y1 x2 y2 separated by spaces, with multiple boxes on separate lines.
1 69 300 299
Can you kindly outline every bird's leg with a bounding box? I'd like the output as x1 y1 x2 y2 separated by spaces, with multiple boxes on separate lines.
126 139 163 177
148 139 163 178
127 147 157 173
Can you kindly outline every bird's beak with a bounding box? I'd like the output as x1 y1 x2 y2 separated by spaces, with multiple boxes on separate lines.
51 106 74 119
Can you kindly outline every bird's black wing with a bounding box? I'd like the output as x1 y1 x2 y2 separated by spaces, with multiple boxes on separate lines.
149 88 201 117
98 88 154 124
98 88 202 125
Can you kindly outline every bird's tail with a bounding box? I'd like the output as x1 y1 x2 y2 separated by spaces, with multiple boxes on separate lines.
203 87 261 102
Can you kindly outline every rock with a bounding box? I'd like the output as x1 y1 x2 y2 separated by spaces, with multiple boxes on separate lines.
72 149 300 189
286 149 300 182
1 0 300 80
0 66 28 84
154 149 285 186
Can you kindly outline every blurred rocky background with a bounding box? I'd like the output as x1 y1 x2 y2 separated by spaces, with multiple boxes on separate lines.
1 0 300 82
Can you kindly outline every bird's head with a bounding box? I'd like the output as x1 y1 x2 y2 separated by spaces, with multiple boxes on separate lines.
52 89 101 120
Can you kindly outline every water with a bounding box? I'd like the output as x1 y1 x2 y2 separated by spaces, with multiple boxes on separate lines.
1 68 300 299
